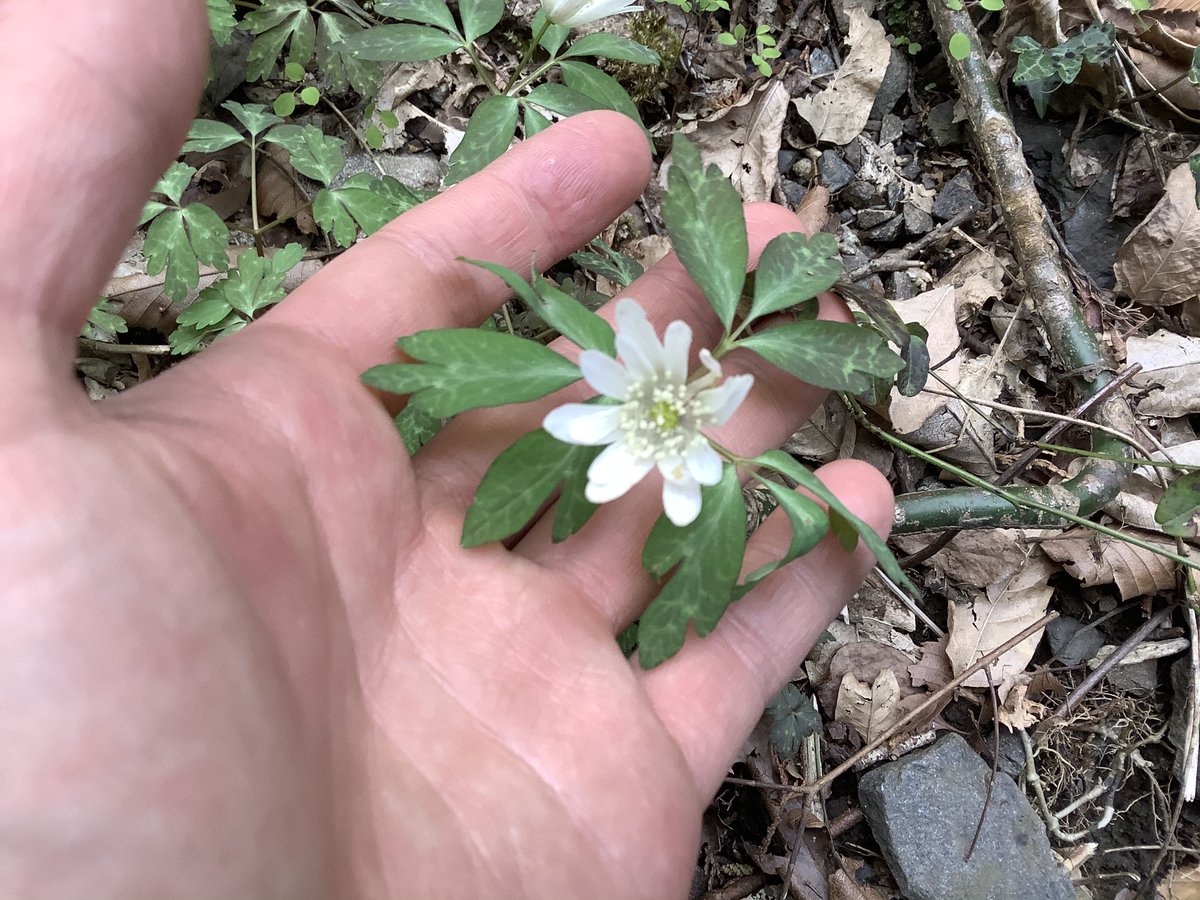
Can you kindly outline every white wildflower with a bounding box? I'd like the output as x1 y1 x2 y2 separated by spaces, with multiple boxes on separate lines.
543 298 753 527
539 0 643 28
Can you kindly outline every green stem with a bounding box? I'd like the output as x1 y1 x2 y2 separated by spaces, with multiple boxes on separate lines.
249 135 263 254
504 19 553 94
463 43 502 95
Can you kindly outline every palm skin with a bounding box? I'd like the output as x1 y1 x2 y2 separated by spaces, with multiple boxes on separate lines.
0 2 893 898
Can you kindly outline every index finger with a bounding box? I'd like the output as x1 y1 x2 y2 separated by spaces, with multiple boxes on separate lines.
265 111 652 371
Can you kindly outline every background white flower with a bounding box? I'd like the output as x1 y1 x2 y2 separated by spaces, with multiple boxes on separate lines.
539 0 643 29
543 298 753 526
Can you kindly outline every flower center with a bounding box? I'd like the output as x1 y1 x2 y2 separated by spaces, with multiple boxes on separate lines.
620 378 710 461
648 399 681 431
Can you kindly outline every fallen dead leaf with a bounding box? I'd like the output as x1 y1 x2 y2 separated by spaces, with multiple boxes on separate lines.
816 639 918 710
1041 527 1178 599
895 528 1042 586
1128 47 1200 112
1127 329 1200 417
792 6 890 145
909 638 954 690
1159 862 1200 899
835 668 903 742
945 549 1056 700
996 676 1048 729
888 285 959 433
1115 163 1200 307
258 142 317 235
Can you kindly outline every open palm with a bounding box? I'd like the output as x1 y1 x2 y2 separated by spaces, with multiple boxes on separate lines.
0 3 893 898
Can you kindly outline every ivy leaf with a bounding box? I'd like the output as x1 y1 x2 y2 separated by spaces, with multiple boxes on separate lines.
752 449 917 596
144 205 230 301
558 60 647 131
524 84 604 118
206 0 237 45
313 174 420 246
316 11 382 93
462 429 601 546
224 101 283 138
245 0 316 80
733 482 829 598
748 231 841 323
637 467 746 668
1156 472 1200 537
183 119 245 153
767 683 821 756
374 0 460 34
265 124 346 185
459 0 504 42
340 23 464 61
661 134 748 331
444 95 519 186
361 329 582 417
561 33 661 65
201 244 304 317
738 321 903 393
465 259 616 354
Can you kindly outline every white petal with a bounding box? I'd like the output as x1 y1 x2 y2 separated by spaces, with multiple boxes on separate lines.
698 373 754 425
556 0 642 26
661 320 692 382
586 442 653 502
615 298 664 379
543 404 622 445
661 473 703 526
684 440 723 485
579 350 631 400
698 347 723 377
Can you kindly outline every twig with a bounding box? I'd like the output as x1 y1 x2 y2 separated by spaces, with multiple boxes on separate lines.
845 208 976 280
78 339 172 356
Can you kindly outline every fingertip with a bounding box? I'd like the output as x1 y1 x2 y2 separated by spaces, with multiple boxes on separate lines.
551 110 654 187
816 458 896 542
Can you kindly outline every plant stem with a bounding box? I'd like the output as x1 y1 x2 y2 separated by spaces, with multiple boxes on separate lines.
249 136 263 255
463 44 502 95
504 19 553 94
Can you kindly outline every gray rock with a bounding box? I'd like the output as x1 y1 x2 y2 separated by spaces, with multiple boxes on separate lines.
903 202 934 235
1108 658 1158 696
880 113 905 146
780 178 809 208
927 100 967 147
858 208 897 228
932 173 982 221
790 157 816 180
859 734 1074 900
778 148 801 174
810 48 836 77
818 150 855 192
841 179 882 207
337 151 442 191
891 271 921 301
871 49 912 121
865 214 903 243
1046 616 1105 668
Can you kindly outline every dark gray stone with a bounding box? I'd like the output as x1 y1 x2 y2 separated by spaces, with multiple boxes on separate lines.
1046 616 1105 667
778 148 801 174
818 150 855 192
858 208 897 228
865 214 904 243
859 734 1074 900
781 178 809 208
1108 658 1158 695
903 202 934 235
880 113 905 146
810 48 836 77
927 100 967 147
841 179 882 207
891 271 921 301
932 173 982 221
871 49 912 120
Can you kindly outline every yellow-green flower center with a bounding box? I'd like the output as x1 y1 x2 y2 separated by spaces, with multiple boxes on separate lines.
648 399 681 431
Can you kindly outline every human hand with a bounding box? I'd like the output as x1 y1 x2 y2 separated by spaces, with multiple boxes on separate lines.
0 2 893 897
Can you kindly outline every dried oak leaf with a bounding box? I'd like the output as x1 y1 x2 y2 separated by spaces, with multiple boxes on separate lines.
1115 163 1200 307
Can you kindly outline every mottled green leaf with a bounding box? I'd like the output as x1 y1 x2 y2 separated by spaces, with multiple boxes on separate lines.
738 320 903 393
316 11 382 93
896 333 930 396
637 466 747 668
558 60 646 130
733 481 829 598
767 683 821 755
144 205 230 301
524 84 603 118
1156 472 1200 537
149 161 196 206
661 134 747 331
462 429 599 547
264 124 346 185
523 106 553 137
362 329 582 417
340 23 463 61
552 445 603 542
747 231 841 323
395 403 444 455
1190 46 1200 85
198 244 303 317
444 94 519 186
532 8 570 56
375 0 460 34
561 33 660 65
245 0 316 80
224 101 282 137
313 174 419 246
206 0 237 45
459 0 504 41
571 241 644 287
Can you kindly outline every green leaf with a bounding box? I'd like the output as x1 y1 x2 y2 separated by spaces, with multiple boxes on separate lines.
340 23 463 61
571 242 644 287
177 295 235 329
199 243 303 317
734 482 828 596
274 92 298 117
264 124 346 185
313 174 419 246
139 200 170 227
948 31 971 60
150 161 196 206
1191 149 1200 209
748 232 841 323
144 205 230 302
459 0 504 41
753 449 917 596
224 101 283 138
896 333 930 396
443 94 519 186
523 106 553 138
738 321 903 393
464 258 616 353
767 683 821 755
245 0 316 80
637 466 747 668
661 134 748 331
532 8 570 56
362 329 582 417
561 33 661 65
524 83 604 118
558 60 647 130
552 444 603 541
834 279 912 352
316 11 382 93
181 120 244 154
300 86 321 105
395 403 444 454
1156 472 1200 537
980 0 1005 10
375 0 460 33
206 0 237 45
84 299 129 338
462 429 600 546
284 61 307 81
828 508 858 552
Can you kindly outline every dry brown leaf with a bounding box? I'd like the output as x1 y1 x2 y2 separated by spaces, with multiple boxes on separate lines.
909 638 954 690
1115 163 1200 307
792 7 890 144
258 143 317 234
835 668 903 742
817 640 918 710
830 866 888 900
1041 528 1176 598
996 677 1048 729
1159 862 1200 899
1128 48 1200 111
894 528 1039 587
888 285 959 434
945 551 1056 700
1127 329 1200 416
